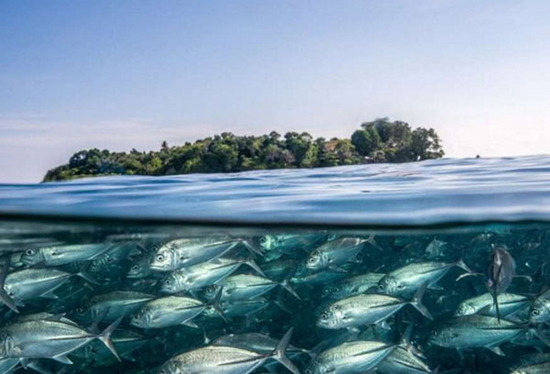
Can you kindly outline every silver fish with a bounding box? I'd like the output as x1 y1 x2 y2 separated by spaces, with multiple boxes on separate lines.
428 314 524 356
305 340 395 374
454 292 528 318
156 328 299 374
378 259 471 298
130 296 206 329
317 284 432 330
0 317 121 364
21 243 112 267
306 238 366 272
322 272 385 299
160 257 263 294
203 274 299 302
150 238 243 272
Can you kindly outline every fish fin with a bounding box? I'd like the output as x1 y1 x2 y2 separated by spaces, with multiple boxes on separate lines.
19 358 29 369
427 284 444 291
241 239 265 257
271 327 300 374
52 354 73 365
486 345 505 356
40 289 59 300
243 257 266 278
492 292 501 323
478 304 494 316
328 265 347 273
76 262 100 285
210 286 229 323
455 272 482 282
44 313 67 322
514 274 533 282
377 320 392 330
0 255 18 313
410 282 433 320
97 316 122 362
455 258 473 274
181 320 199 328
280 279 301 300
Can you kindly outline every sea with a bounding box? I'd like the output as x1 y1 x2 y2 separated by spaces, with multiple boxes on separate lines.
0 155 550 373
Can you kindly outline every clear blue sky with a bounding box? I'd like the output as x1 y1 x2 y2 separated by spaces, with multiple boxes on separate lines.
1 1 549 182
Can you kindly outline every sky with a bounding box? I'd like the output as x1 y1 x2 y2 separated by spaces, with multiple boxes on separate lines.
1 1 550 183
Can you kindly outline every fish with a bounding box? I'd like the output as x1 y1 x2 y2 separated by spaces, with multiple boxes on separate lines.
202 274 299 302
511 361 550 374
156 327 300 374
0 267 93 312
529 288 550 324
321 272 385 299
306 237 367 272
378 259 471 298
305 340 396 374
454 292 529 318
0 315 121 364
130 296 207 329
486 246 516 322
149 237 245 272
20 243 112 267
317 283 432 330
78 291 155 324
428 314 526 356
160 257 264 294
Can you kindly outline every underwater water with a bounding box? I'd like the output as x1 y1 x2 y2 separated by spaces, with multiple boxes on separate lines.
1 156 550 373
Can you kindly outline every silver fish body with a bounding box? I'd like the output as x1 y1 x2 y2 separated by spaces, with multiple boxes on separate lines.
306 238 366 271
130 296 205 329
322 272 384 299
21 244 111 267
306 340 395 374
150 238 239 272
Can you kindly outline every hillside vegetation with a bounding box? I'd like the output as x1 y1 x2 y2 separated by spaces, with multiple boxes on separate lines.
43 118 444 182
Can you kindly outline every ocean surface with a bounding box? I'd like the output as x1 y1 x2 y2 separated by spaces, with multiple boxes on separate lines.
0 155 550 373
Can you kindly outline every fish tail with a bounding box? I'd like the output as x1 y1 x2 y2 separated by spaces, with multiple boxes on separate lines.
97 316 123 362
410 282 433 320
243 257 266 277
210 286 229 323
271 327 301 374
455 248 473 273
76 262 100 285
280 279 301 300
0 255 18 313
241 239 265 257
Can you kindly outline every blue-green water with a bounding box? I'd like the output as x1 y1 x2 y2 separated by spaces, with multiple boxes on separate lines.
1 156 550 373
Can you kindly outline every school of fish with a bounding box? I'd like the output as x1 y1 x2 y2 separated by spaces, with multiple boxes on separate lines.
0 225 550 373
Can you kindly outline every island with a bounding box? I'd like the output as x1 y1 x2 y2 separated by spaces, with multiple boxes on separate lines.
43 118 444 182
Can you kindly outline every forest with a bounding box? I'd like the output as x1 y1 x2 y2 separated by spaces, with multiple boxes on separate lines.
43 118 444 182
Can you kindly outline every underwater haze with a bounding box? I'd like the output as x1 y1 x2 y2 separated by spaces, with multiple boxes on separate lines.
1 156 550 373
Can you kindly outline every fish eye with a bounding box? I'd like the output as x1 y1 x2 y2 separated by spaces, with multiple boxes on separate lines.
305 370 312 374
131 265 139 270
156 254 164 262
25 249 34 256
320 312 328 320
308 257 315 263
259 237 267 243
532 309 540 316
397 284 405 289
431 330 438 336
164 279 171 286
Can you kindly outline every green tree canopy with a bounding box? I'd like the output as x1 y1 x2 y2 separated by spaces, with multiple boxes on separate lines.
43 118 444 182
